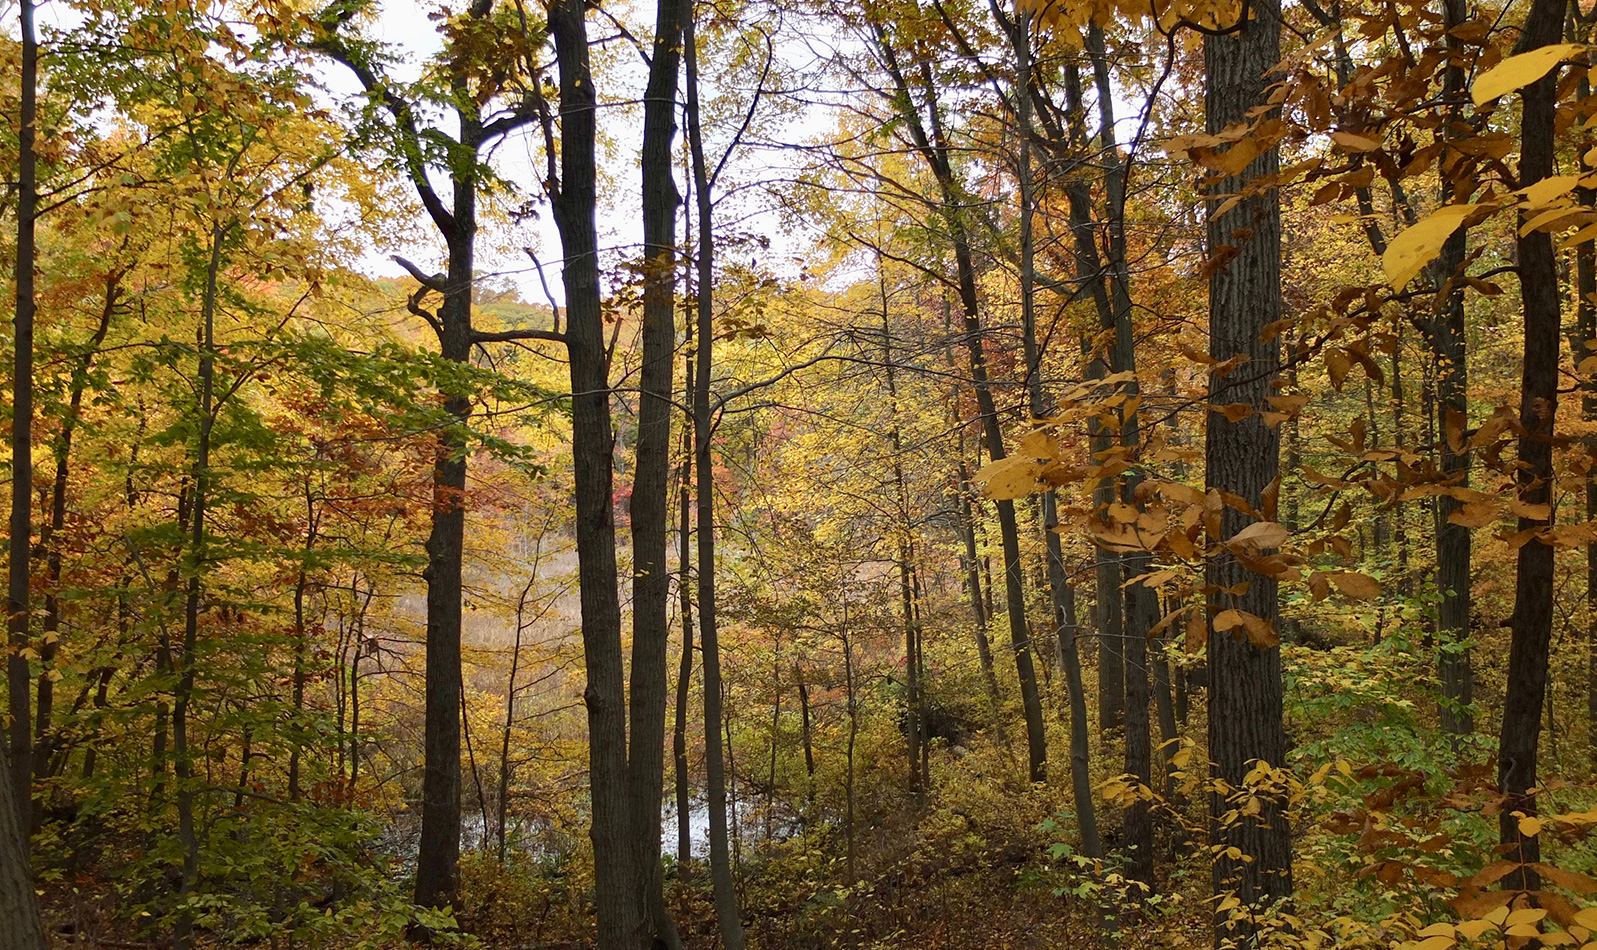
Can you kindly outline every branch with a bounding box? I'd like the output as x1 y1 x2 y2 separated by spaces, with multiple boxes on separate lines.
471 327 568 345
310 26 457 236
391 254 446 292
406 284 444 339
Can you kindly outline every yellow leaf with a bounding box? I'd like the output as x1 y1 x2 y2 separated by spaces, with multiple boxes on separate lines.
1519 814 1544 837
1417 923 1455 938
1448 502 1498 528
1509 500 1553 521
1455 920 1496 940
1410 935 1454 950
975 455 1041 501
1473 43 1586 105
1518 174 1583 209
1504 907 1547 927
1384 204 1475 289
1331 130 1382 152
1018 429 1059 459
1308 570 1330 601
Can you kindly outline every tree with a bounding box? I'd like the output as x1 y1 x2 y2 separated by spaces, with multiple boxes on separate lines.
312 0 561 909
7 0 40 839
685 13 749 946
631 0 690 940
1496 0 1565 891
1203 0 1293 935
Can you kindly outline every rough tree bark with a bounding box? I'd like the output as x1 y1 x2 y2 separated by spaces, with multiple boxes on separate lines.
1204 0 1292 936
547 0 641 943
1433 0 1475 739
0 744 46 950
1497 0 1565 892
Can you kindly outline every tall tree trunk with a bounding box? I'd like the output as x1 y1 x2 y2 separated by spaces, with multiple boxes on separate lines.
1497 0 1564 892
796 664 815 817
34 277 117 796
498 572 536 863
173 221 228 950
1204 0 1292 935
1059 62 1126 739
287 486 318 803
8 0 39 839
685 20 748 949
1433 0 1475 740
631 0 689 941
1082 20 1157 888
2 1 46 936
1579 81 1597 769
879 279 923 800
862 23 1046 780
675 370 696 867
842 609 858 884
414 225 471 911
1003 4 1096 843
548 0 640 943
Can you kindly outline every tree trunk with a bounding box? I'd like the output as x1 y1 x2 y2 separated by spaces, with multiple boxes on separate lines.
173 221 227 950
1433 0 1475 740
1579 84 1597 769
879 282 923 800
0 743 46 950
631 0 689 941
796 664 815 817
414 224 471 911
1004 3 1095 842
7 0 39 840
1082 20 1157 888
675 373 696 867
1204 0 1292 935
1497 0 1564 892
548 0 641 943
862 23 1046 780
685 20 748 949
34 276 116 798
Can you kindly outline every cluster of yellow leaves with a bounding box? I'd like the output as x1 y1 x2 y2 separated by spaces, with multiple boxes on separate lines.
1383 44 1593 287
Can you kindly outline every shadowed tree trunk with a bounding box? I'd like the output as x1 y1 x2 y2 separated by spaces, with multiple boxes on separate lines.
1001 1 1096 846
686 18 749 948
548 0 641 942
631 0 690 941
8 0 39 839
0 744 46 950
1497 0 1564 892
1433 0 1475 739
1204 0 1292 937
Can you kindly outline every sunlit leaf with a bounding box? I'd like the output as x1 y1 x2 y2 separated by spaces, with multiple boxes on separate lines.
1472 43 1585 105
1383 204 1475 289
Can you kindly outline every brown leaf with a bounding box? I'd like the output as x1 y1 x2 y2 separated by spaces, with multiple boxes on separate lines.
1329 571 1382 599
1308 570 1330 601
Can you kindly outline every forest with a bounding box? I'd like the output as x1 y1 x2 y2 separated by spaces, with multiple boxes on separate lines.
3 0 1597 946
